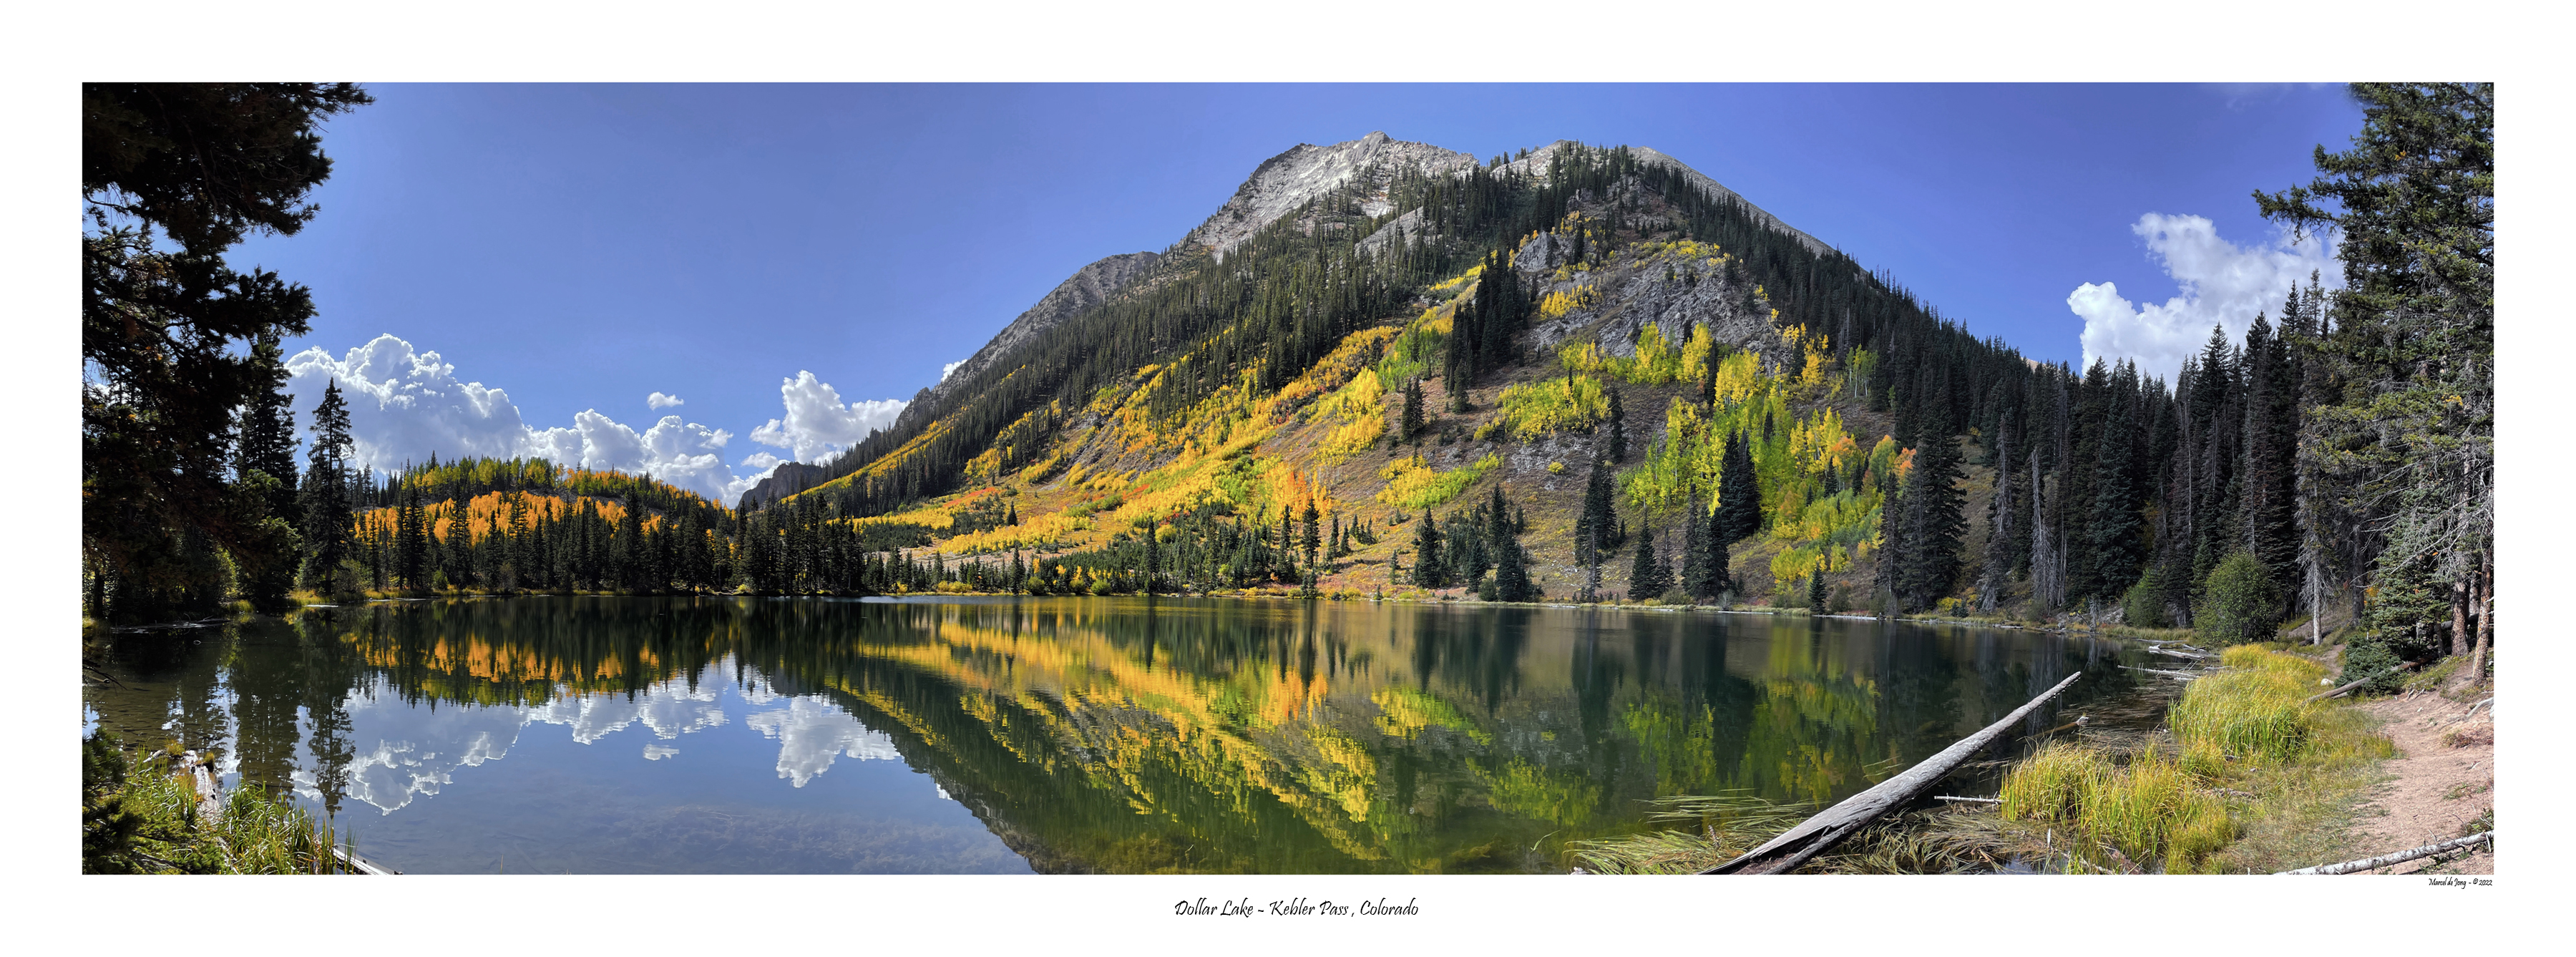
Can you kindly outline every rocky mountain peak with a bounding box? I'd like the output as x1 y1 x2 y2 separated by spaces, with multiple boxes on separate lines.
1179 132 1477 256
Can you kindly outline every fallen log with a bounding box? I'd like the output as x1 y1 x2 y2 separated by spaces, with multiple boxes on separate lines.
2440 697 2494 727
2120 665 2197 680
2147 646 2212 661
2304 661 2422 704
330 845 402 875
2277 832 2492 875
1932 796 2001 804
1702 671 2084 875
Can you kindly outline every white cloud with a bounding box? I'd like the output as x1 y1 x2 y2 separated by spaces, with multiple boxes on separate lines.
748 370 905 465
940 358 967 382
283 336 907 507
285 334 749 504
2067 213 2338 385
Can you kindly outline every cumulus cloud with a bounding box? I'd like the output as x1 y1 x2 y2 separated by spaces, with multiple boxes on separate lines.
748 370 906 465
283 335 909 506
285 334 744 502
2067 213 2339 385
940 358 967 382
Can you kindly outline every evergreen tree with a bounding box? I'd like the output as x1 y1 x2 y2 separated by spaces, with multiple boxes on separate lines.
1492 511 1536 602
1679 487 1712 601
1411 511 1447 588
82 83 373 622
2265 84 2492 682
298 382 356 591
1629 529 1672 599
1715 430 1762 547
1895 407 1965 611
1400 377 1426 444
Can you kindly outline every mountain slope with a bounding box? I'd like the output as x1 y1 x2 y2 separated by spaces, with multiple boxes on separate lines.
765 136 2041 609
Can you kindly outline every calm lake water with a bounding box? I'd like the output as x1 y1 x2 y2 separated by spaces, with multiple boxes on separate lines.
82 596 2153 874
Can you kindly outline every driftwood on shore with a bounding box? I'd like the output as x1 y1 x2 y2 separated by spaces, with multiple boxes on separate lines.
1702 671 2084 875
2304 661 2421 704
2278 832 2492 875
2119 665 2197 680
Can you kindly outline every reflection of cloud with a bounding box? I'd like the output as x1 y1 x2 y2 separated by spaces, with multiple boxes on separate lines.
745 697 901 787
323 668 744 814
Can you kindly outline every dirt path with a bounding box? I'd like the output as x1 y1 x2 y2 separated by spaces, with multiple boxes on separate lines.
2346 691 2494 874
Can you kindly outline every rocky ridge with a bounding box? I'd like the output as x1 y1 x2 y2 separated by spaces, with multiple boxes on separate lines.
1178 131 1478 257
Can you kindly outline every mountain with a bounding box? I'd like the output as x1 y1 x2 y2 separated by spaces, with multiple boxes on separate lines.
1178 130 1478 256
754 133 2062 611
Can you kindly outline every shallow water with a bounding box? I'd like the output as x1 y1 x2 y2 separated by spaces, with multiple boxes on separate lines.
82 596 2152 873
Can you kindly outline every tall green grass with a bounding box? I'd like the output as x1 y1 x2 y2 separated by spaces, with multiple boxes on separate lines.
84 730 352 874
1999 742 2231 872
2170 647 2328 765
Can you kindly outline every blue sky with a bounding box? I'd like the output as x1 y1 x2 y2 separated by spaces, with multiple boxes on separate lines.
235 83 2363 503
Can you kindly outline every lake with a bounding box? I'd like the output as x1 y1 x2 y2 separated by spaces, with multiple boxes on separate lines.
82 595 2154 874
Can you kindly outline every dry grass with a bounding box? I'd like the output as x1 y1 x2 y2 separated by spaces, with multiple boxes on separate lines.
1563 792 1808 874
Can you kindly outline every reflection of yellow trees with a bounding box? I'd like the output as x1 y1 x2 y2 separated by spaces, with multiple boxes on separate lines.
1621 698 1724 795
1475 757 1600 827
1739 638 1880 807
1370 687 1491 744
351 630 691 706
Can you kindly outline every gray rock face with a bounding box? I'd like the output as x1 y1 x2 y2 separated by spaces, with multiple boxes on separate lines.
738 461 831 509
1180 131 1476 257
1521 230 1797 373
924 250 1162 410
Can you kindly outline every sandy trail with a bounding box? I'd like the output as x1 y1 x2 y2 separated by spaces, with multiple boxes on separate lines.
2344 690 2494 875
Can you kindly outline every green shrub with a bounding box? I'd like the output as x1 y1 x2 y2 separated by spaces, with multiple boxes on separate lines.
2194 551 2281 645
2121 568 2165 628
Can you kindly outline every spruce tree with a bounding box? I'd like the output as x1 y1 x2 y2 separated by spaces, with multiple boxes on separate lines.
1681 488 1717 599
1895 407 1966 611
1401 377 1426 444
1629 529 1671 599
298 381 356 590
1716 430 1762 547
1412 510 1448 588
1493 517 1536 602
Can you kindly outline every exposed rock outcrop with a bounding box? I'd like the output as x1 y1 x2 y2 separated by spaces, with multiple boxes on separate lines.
1179 131 1476 257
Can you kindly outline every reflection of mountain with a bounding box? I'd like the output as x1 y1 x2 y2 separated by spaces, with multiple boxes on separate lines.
87 597 2128 874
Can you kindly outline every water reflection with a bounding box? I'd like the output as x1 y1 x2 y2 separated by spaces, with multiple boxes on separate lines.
83 597 2147 874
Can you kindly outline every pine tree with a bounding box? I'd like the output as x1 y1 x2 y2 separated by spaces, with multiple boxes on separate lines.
1716 430 1762 547
297 382 357 588
1400 377 1426 444
2259 83 2491 684
1492 512 1536 602
83 83 373 622
1299 498 1322 572
1895 406 1966 611
1629 529 1670 599
1411 510 1447 588
1681 487 1717 600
